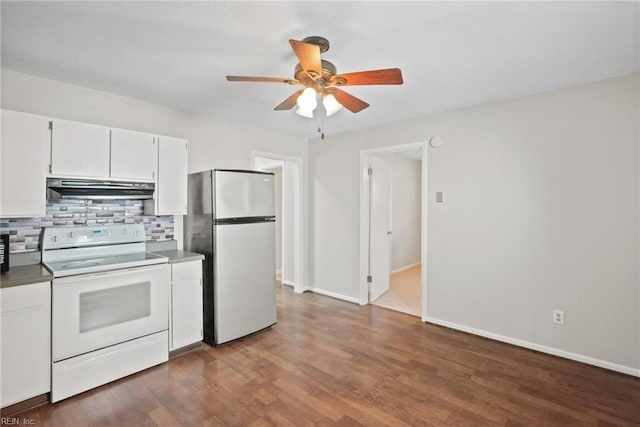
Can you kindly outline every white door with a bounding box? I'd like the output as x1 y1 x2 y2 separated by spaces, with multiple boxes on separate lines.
369 155 392 302
0 110 49 217
52 264 170 361
170 260 203 350
156 136 188 215
50 119 110 178
1 282 51 407
110 128 157 181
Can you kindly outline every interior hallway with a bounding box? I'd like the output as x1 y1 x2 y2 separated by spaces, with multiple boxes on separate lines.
372 264 421 317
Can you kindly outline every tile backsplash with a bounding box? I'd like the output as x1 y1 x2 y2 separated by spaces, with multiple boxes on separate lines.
0 199 174 253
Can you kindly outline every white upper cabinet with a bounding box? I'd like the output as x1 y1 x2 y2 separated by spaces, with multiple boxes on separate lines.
110 128 157 182
154 136 188 215
44 116 189 215
50 119 110 178
1 110 49 217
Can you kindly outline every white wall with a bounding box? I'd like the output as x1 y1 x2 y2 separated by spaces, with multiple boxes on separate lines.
281 162 299 287
1 70 307 171
1 69 307 249
309 74 639 372
377 153 422 271
254 156 300 288
254 160 284 272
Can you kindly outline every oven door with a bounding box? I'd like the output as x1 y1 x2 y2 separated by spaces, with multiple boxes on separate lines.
52 264 170 362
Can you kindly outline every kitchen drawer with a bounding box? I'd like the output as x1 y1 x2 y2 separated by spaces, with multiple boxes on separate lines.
171 260 202 282
52 330 168 403
1 281 50 312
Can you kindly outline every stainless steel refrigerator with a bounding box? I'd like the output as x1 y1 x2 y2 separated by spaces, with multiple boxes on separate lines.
184 169 277 345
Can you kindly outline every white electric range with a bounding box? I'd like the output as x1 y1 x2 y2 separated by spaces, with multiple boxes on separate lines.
42 224 170 403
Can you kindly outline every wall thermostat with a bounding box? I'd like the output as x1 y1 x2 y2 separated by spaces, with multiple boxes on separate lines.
429 136 444 148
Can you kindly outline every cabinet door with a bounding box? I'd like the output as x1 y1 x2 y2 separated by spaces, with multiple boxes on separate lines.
0 110 49 217
110 128 157 181
1 282 51 408
156 136 188 215
50 119 110 178
170 267 203 350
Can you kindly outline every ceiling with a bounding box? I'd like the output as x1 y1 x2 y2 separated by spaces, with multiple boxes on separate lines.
2 2 638 139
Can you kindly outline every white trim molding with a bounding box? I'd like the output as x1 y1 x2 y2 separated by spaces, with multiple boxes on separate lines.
391 262 421 274
424 316 640 377
308 288 360 304
358 140 428 311
252 150 306 295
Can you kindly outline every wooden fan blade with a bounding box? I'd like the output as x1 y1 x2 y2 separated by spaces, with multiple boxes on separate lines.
274 89 304 111
289 39 322 79
226 76 297 84
329 88 370 113
333 68 403 86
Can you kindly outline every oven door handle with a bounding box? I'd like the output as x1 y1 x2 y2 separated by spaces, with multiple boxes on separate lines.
52 264 169 287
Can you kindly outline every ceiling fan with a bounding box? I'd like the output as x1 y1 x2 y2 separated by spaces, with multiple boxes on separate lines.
226 36 403 118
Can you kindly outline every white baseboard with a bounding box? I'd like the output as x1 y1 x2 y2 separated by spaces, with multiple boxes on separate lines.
392 262 421 274
423 316 640 377
308 288 360 304
281 280 295 287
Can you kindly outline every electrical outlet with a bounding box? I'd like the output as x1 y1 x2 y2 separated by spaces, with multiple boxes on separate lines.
553 310 564 325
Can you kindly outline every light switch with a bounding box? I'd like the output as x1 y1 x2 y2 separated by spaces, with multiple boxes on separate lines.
436 192 443 203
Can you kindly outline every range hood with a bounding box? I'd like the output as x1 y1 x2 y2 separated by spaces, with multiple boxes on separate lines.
47 178 155 200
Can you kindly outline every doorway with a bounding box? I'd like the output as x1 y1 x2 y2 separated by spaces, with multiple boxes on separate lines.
255 160 284 282
359 142 427 320
253 152 305 294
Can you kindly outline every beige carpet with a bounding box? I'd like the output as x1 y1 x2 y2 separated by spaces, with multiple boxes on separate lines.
372 264 421 316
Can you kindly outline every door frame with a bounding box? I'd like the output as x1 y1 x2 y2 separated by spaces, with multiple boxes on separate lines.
252 151 306 294
358 141 428 320
255 159 284 278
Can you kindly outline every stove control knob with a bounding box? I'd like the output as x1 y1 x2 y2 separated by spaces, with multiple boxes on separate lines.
133 231 139 237
51 235 58 242
67 231 74 238
121 229 127 235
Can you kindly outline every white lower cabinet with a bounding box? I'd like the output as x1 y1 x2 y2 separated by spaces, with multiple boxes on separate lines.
1 282 51 408
170 260 203 351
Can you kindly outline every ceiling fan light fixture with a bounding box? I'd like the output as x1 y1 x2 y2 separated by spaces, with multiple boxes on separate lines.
296 87 318 113
295 107 314 118
323 94 343 117
227 36 404 119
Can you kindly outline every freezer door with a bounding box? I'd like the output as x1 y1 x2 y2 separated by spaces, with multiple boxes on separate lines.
214 221 277 344
214 170 275 219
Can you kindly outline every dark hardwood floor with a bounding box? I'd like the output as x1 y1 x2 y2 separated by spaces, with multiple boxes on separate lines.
17 284 640 426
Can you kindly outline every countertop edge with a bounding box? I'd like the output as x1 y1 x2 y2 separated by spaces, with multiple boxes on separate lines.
151 250 205 264
0 265 53 289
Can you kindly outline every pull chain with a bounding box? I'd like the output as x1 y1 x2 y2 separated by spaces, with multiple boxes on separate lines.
319 110 326 140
